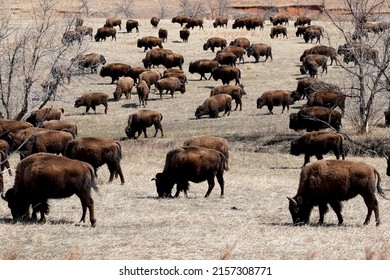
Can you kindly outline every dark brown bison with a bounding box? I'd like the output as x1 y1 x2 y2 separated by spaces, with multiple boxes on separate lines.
300 54 328 77
292 77 340 100
203 37 227 52
210 84 246 111
229 37 250 49
74 92 109 114
104 17 121 30
179 28 190 42
294 16 311 27
62 31 82 45
139 70 161 90
158 28 168 42
142 48 173 69
41 120 78 138
172 15 190 26
256 90 294 114
99 63 132 84
290 131 345 166
76 26 93 39
385 109 390 127
288 160 387 226
303 27 322 44
307 91 346 114
296 25 323 37
113 77 134 101
64 137 124 184
94 27 116 42
124 67 148 83
211 65 241 85
270 26 288 38
1 153 98 227
161 52 184 70
195 94 232 119
289 106 342 132
189 59 220 80
300 45 338 66
213 52 237 67
137 80 150 107
270 15 289 26
6 127 47 155
71 53 106 74
244 16 264 30
156 76 186 99
162 69 187 84
152 146 228 198
213 16 228 28
0 119 33 136
126 19 139 33
0 140 12 176
246 43 273 62
137 36 163 52
183 135 230 169
150 16 160 28
125 109 163 139
217 46 246 64
185 17 204 29
26 107 64 127
232 17 246 29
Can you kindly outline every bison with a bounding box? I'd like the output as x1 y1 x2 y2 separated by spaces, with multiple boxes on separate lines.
156 76 185 99
99 63 132 84
270 26 288 38
137 36 163 52
162 69 187 84
210 84 246 111
185 17 204 29
195 94 232 119
74 92 109 114
179 28 190 42
290 131 345 166
300 45 338 66
139 70 161 90
0 119 33 136
300 54 328 77
41 120 78 138
26 107 64 127
288 160 387 226
292 77 340 100
172 15 190 26
270 15 289 26
137 80 150 107
189 59 220 80
307 91 346 114
71 53 106 74
294 16 311 27
217 46 246 64
303 27 322 44
246 43 272 62
1 153 98 227
142 48 173 69
0 140 12 176
76 26 93 39
213 52 237 67
203 37 227 52
229 37 250 49
150 17 160 28
94 27 116 42
62 31 82 45
152 146 228 198
125 109 163 139
64 137 125 184
158 28 168 42
161 52 184 70
385 109 390 127
211 65 241 85
126 19 139 33
113 77 134 101
104 17 121 30
213 16 228 28
289 106 342 132
256 90 294 114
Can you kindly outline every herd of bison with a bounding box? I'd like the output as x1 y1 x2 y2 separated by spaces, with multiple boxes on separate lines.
1 13 390 229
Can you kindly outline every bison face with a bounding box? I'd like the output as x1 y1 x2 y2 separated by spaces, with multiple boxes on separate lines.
202 44 208 51
74 98 83 108
137 39 143 48
299 65 307 75
289 113 299 131
288 196 311 225
153 173 174 198
25 113 38 127
290 140 302 156
256 98 265 109
195 106 205 119
124 126 136 139
3 189 30 222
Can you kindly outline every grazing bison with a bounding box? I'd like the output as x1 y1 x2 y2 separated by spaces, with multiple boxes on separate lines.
162 69 187 84
113 77 134 101
296 25 323 37
210 84 246 111
76 26 93 39
179 28 190 42
64 137 125 184
303 27 322 44
246 43 272 62
211 65 241 85
137 80 150 107
62 31 82 45
189 59 220 80
124 67 148 83
213 52 237 67
289 106 342 132
294 16 311 27
26 107 64 127
288 160 387 226
270 26 288 38
156 76 185 99
150 17 160 28
203 37 227 52
142 48 173 69
217 46 246 64
257 90 294 114
161 52 184 70
385 109 390 127
172 15 190 26
213 16 228 28
270 15 289 26
158 28 168 42
99 63 132 84
74 92 109 114
137 36 163 52
307 91 346 114
2 153 98 227
229 37 250 49
139 70 161 90
300 54 328 77
185 17 204 29
104 17 121 30
195 94 232 119
290 131 345 166
300 45 338 66
94 27 116 42
292 77 340 100
126 19 139 33
152 146 228 198
125 109 163 139
41 120 78 138
71 53 106 74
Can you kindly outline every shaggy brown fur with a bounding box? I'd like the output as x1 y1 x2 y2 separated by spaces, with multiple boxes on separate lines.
195 94 232 118
125 109 163 139
74 92 109 114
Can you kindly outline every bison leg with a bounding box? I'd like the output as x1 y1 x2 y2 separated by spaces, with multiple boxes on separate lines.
142 128 148 138
317 203 329 225
303 154 311 166
267 105 274 114
362 196 379 226
103 102 108 114
175 181 189 198
85 105 90 114
79 195 96 227
205 177 215 198
153 122 163 137
216 172 225 198
329 200 343 225
108 163 125 184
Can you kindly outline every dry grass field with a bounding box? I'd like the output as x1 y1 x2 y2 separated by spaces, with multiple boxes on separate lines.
1 4 390 260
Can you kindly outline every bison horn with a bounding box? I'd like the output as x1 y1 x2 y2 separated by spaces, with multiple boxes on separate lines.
287 197 297 207
151 178 156 181
384 153 389 160
1 193 7 201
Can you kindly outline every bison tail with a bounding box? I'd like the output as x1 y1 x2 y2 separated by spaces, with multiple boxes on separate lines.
375 169 389 200
89 166 100 194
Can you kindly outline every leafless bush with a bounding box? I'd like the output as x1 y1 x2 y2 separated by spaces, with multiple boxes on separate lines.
179 0 207 18
113 0 135 18
207 0 230 18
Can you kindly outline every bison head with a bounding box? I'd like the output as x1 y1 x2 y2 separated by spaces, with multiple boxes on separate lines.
288 196 311 225
289 113 300 131
195 106 205 119
202 43 209 51
2 188 30 222
290 139 302 156
152 172 174 198
256 97 266 109
25 112 38 127
136 39 143 48
74 98 83 108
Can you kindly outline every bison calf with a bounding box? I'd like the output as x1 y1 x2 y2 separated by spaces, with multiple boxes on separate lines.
74 92 109 114
125 109 163 139
195 94 232 119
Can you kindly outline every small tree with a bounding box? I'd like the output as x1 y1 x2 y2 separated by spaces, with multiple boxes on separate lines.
321 0 390 133
179 0 207 18
113 0 135 18
207 0 230 18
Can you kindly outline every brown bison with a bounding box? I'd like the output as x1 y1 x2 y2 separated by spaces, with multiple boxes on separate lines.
303 27 322 44
172 15 190 26
41 120 78 138
137 80 150 107
300 45 338 66
210 84 246 111
292 77 340 100
76 26 93 39
307 91 346 114
300 54 328 77
244 16 264 30
94 27 116 42
217 46 246 64
74 92 109 114
142 48 173 69
126 19 139 33
385 154 390 176
99 63 132 84
213 16 228 28
104 17 121 30
152 146 228 198
290 131 345 166
270 15 289 26
0 119 33 136
246 43 272 62
113 77 134 101
62 31 82 45
294 16 311 27
137 36 163 52
213 52 237 67
289 106 342 132
203 37 227 52
139 70 161 90
64 137 125 184
2 153 98 227
296 25 323 37
256 90 294 114
185 17 204 29
288 160 387 226
0 140 12 176
179 28 190 42
125 109 163 139
161 52 184 70
71 53 106 74
270 26 288 38
124 67 148 83
158 28 168 42
26 107 64 127
162 69 187 84
195 94 232 119
150 16 160 28
229 37 250 49
156 76 186 99
189 59 220 80
211 65 241 85
51 64 72 84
